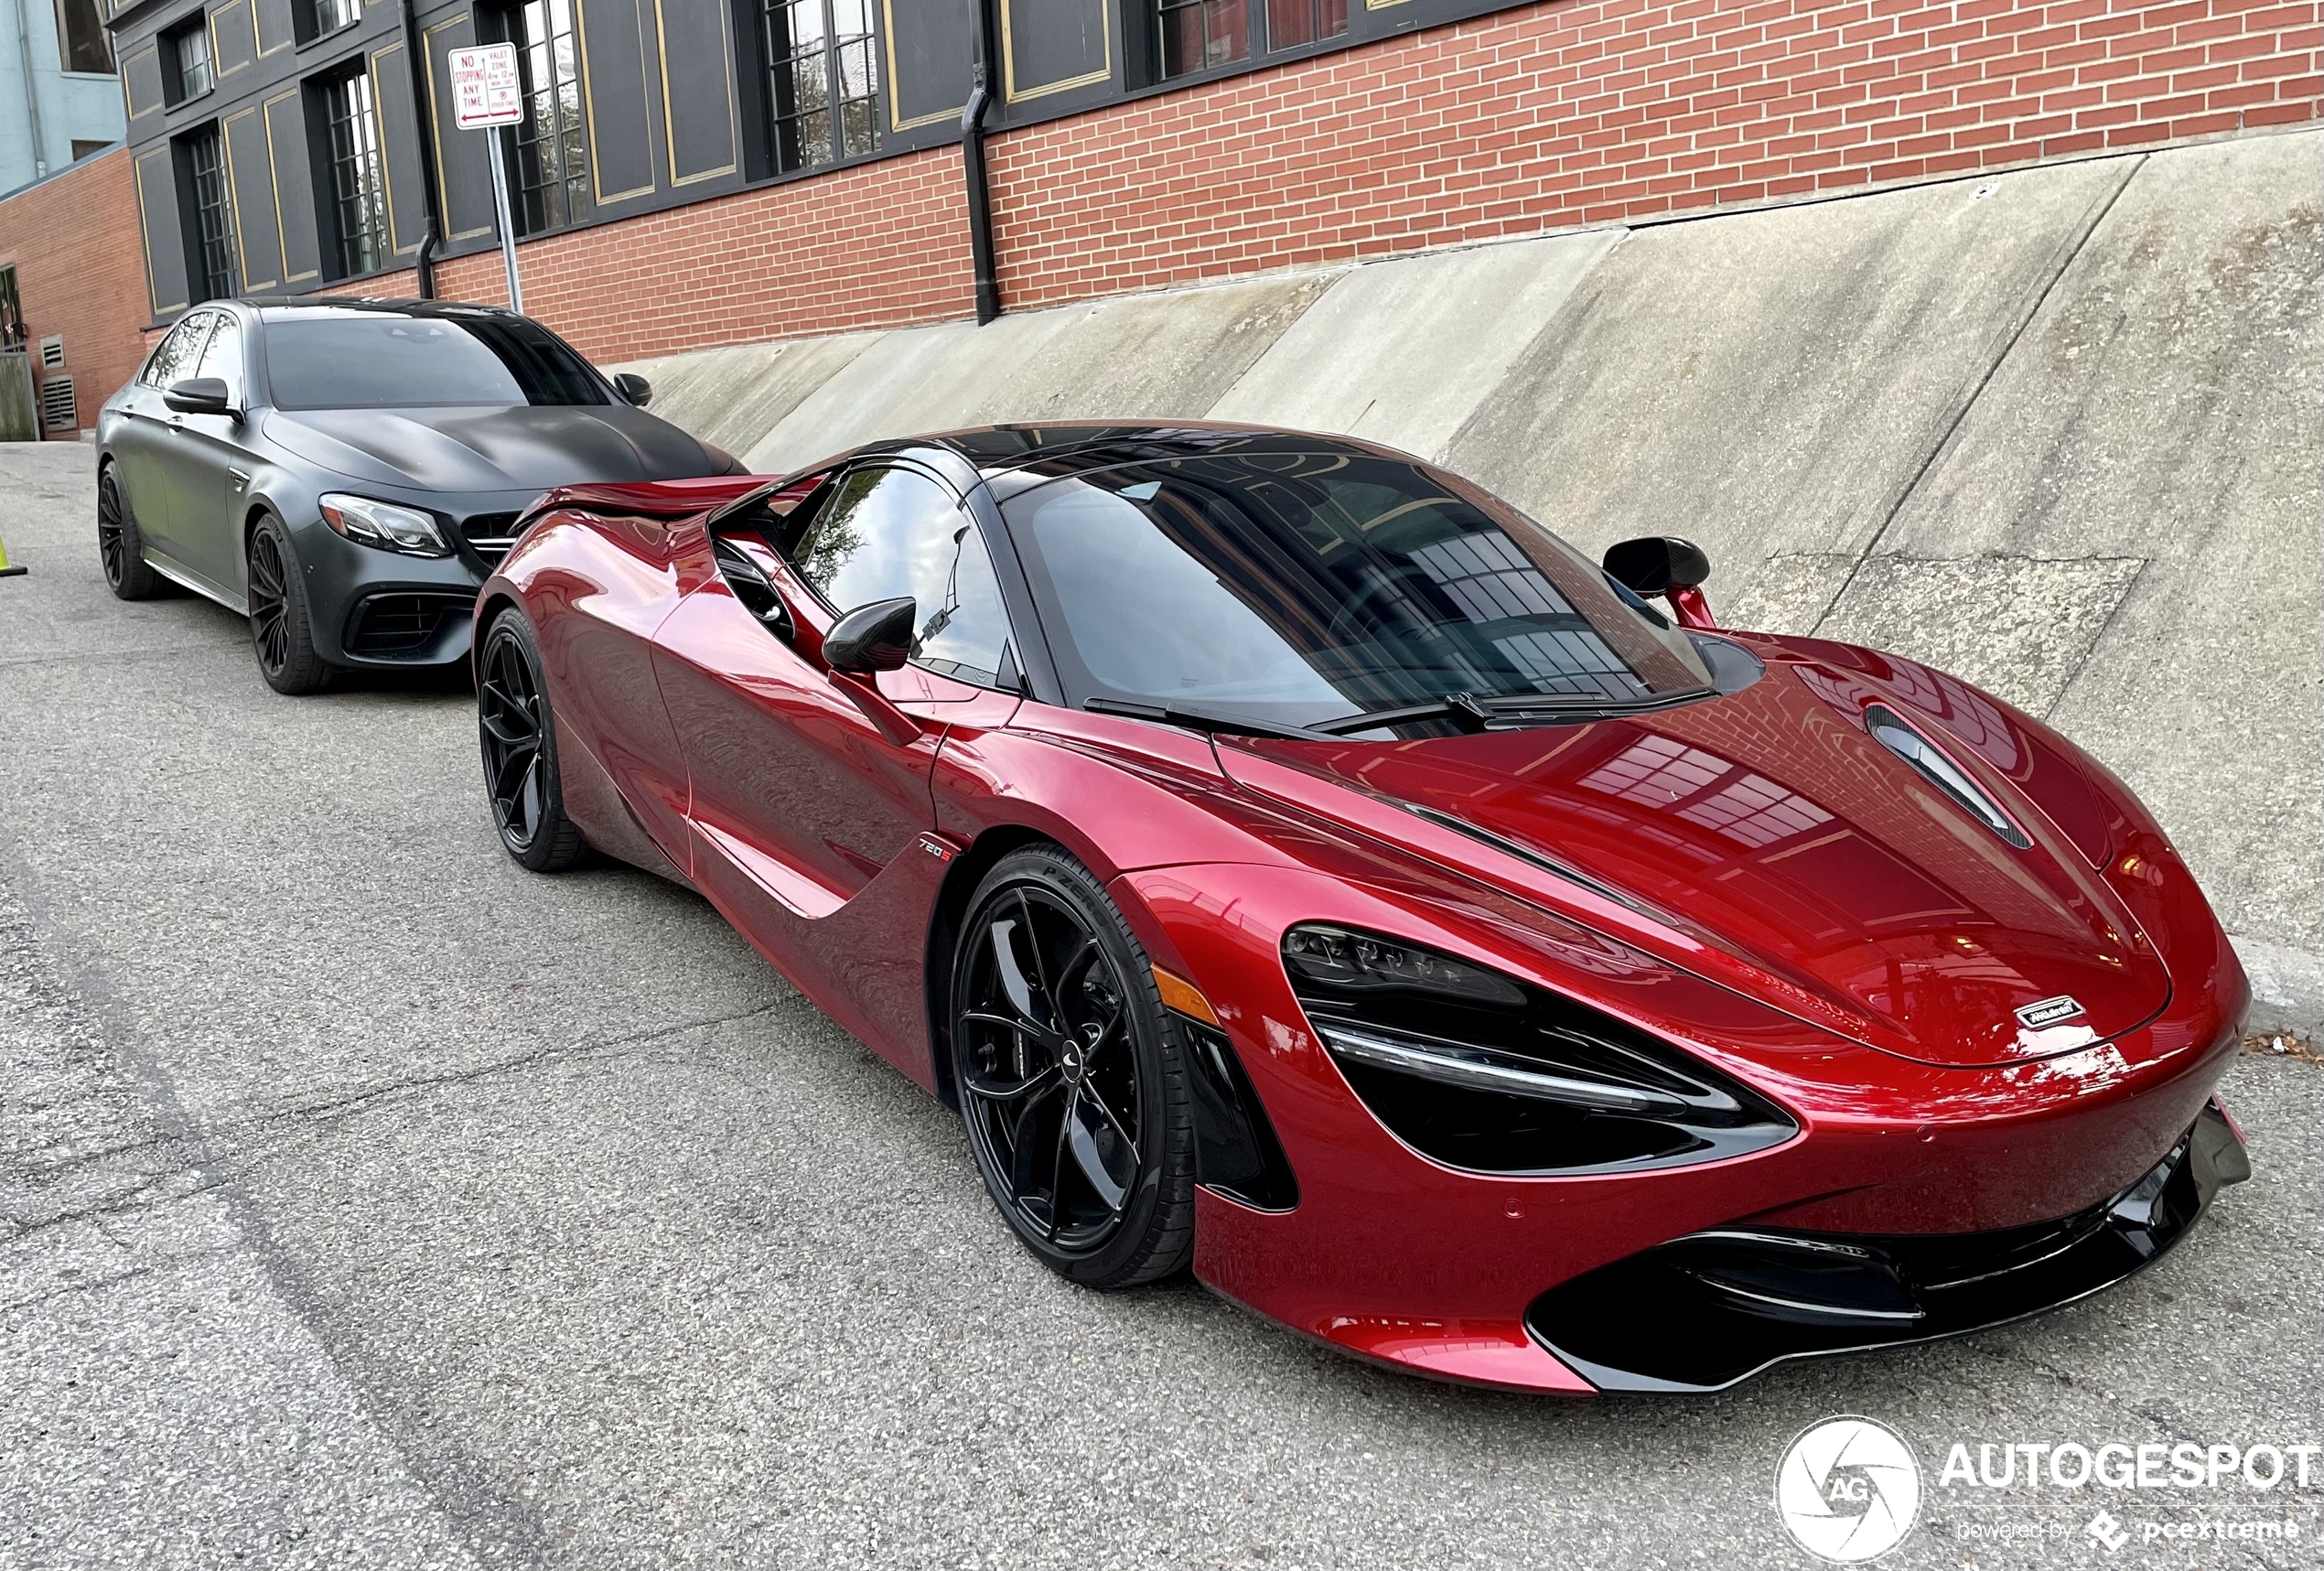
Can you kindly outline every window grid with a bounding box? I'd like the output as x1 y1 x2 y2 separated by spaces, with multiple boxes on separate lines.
1159 0 1343 79
1263 0 1345 49
186 124 237 304
501 0 588 234
760 0 877 175
311 0 360 34
321 72 391 277
173 21 212 99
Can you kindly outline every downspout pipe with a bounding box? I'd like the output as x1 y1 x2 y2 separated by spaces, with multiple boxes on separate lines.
16 0 51 181
398 0 443 297
961 4 1000 325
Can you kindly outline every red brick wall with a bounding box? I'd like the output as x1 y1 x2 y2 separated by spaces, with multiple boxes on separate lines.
333 144 970 367
985 0 2321 309
339 0 2319 359
0 150 151 436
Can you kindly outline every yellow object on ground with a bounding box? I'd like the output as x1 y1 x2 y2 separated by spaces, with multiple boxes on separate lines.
0 530 23 577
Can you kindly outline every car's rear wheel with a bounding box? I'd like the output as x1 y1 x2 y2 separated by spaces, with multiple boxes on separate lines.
479 607 587 872
952 846 1195 1288
246 515 334 694
98 467 158 599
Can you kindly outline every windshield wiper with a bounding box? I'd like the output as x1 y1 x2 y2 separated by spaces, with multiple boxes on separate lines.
1081 697 1321 741
1307 686 1718 737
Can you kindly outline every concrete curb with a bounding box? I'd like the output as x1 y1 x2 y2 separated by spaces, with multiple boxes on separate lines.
2231 935 2324 1039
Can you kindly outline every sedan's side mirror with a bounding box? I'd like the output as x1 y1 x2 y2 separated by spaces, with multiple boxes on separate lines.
611 372 652 407
1603 536 1711 596
164 377 236 418
823 596 916 673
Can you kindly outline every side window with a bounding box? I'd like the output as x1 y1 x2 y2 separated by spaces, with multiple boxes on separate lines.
142 313 215 389
788 465 1013 687
193 314 242 403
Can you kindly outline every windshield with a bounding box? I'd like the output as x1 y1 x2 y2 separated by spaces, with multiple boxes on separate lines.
262 312 608 410
998 449 1712 734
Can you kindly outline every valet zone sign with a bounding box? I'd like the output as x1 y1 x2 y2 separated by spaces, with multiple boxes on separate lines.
447 44 523 130
447 42 527 310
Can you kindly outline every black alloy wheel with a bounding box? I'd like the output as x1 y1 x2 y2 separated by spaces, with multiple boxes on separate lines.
98 467 157 599
952 846 1195 1288
245 515 333 694
479 607 586 871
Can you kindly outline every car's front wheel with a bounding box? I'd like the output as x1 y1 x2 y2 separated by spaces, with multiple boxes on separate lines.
479 606 587 872
246 514 334 694
952 845 1196 1288
98 466 158 599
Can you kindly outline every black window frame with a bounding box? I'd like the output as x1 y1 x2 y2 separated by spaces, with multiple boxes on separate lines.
1154 0 1350 83
294 0 362 46
160 13 214 106
173 120 239 306
307 63 393 281
744 0 881 181
483 0 590 237
53 0 115 73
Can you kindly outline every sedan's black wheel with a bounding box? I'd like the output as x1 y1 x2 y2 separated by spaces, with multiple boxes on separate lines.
952 846 1195 1288
479 607 587 872
98 467 158 599
246 515 334 694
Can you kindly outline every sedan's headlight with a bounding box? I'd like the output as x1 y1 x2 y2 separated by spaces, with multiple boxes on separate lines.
319 493 451 557
1285 923 1796 1175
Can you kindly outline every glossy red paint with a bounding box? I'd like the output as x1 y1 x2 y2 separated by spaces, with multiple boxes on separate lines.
1666 584 1716 629
475 436 2250 1395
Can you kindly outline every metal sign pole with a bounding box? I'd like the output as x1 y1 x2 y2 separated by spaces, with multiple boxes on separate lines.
487 136 524 315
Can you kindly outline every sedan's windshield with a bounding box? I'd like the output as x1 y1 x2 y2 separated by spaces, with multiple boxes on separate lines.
261 311 608 410
998 449 1712 734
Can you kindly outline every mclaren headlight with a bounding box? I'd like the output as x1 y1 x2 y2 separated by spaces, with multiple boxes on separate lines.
319 493 452 558
1284 923 1796 1175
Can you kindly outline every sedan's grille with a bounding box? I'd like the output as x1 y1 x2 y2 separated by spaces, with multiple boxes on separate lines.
462 511 522 568
345 592 476 659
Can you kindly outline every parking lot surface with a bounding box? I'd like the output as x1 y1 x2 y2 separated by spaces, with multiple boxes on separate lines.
3 442 2319 1568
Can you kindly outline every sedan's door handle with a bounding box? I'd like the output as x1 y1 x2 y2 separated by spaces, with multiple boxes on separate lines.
228 468 250 489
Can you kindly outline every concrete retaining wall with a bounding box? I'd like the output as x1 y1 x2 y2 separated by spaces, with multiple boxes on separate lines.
616 130 2324 1028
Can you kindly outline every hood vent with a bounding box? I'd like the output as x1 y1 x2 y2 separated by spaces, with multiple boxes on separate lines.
1865 705 2032 850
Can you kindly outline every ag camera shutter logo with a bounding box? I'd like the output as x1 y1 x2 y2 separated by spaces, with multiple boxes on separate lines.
1776 1416 1924 1563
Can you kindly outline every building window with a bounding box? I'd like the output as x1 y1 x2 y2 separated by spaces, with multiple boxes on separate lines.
317 70 391 277
70 138 114 160
53 0 115 73
493 0 588 234
300 0 360 38
1157 0 1342 79
180 124 238 304
759 0 878 175
1264 0 1345 49
163 15 214 104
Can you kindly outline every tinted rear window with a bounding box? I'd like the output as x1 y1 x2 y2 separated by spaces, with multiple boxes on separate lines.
262 314 608 410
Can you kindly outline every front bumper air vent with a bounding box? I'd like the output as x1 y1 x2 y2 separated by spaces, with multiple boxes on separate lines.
1526 1099 2251 1391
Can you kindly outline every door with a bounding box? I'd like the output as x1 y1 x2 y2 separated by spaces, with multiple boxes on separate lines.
651 462 1017 989
113 312 214 570
162 311 253 601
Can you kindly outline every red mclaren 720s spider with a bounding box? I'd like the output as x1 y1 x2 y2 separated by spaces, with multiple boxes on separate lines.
470 424 2250 1394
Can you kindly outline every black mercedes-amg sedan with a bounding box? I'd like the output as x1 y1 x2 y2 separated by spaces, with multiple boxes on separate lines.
96 297 737 693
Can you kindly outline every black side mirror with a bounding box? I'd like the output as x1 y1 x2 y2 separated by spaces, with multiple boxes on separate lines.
823 596 916 673
1603 536 1712 597
164 377 235 417
611 372 652 407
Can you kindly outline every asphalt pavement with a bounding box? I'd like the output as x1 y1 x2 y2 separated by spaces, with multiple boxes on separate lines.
2 441 2319 1569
